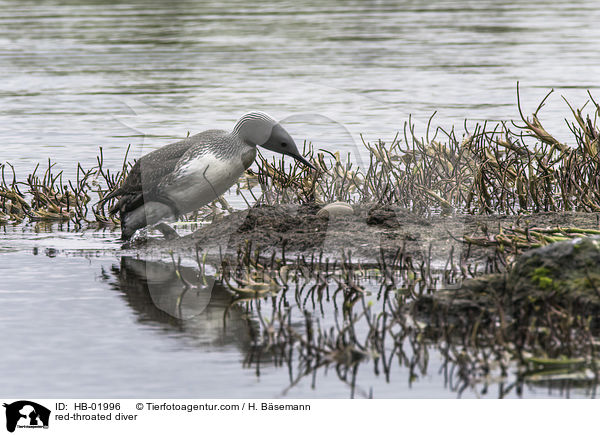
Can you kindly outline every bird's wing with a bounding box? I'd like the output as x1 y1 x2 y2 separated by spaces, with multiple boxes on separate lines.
104 131 225 215
108 157 182 214
103 136 196 214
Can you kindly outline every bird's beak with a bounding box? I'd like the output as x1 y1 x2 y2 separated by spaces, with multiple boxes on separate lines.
292 153 316 170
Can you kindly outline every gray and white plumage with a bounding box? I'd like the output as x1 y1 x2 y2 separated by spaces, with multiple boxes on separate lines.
102 111 313 240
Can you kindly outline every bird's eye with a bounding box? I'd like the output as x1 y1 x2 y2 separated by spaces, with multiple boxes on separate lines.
281 142 288 147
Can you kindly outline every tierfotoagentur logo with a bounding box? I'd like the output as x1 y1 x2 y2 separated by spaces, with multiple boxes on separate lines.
3 401 50 433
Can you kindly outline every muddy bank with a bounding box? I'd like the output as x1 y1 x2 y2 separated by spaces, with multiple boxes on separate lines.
135 204 599 263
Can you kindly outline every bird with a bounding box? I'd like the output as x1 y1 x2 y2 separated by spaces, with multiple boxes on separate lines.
100 111 315 240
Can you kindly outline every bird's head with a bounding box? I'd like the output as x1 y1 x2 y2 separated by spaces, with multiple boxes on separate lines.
233 111 315 169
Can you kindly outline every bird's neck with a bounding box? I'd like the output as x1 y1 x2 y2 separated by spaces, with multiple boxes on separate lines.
241 146 257 169
232 115 272 146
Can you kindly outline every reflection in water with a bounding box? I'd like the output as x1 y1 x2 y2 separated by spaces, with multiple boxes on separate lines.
106 257 252 349
105 256 375 395
101 254 600 398
107 256 288 383
117 257 215 320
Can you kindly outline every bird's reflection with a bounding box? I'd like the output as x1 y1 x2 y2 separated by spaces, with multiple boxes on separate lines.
106 256 253 349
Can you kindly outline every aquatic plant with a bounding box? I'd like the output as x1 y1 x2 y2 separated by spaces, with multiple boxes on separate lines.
254 86 600 214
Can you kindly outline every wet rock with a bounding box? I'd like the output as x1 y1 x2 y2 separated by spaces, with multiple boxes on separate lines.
507 236 600 306
415 236 600 326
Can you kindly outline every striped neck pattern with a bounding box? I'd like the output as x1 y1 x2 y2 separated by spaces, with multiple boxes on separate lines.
232 111 277 135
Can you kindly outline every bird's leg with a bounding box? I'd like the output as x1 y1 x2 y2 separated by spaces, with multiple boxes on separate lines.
154 222 180 240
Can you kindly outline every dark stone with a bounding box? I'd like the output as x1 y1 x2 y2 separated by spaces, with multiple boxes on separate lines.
507 236 600 309
413 237 600 326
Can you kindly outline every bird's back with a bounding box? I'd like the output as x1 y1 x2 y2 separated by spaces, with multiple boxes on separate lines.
107 129 229 213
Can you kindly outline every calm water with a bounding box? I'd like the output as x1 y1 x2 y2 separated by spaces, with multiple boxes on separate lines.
1 0 600 398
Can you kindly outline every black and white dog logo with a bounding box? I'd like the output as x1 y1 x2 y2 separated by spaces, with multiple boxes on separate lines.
3 401 50 433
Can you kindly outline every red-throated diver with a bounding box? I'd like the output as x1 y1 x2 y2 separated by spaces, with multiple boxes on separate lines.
102 111 314 240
